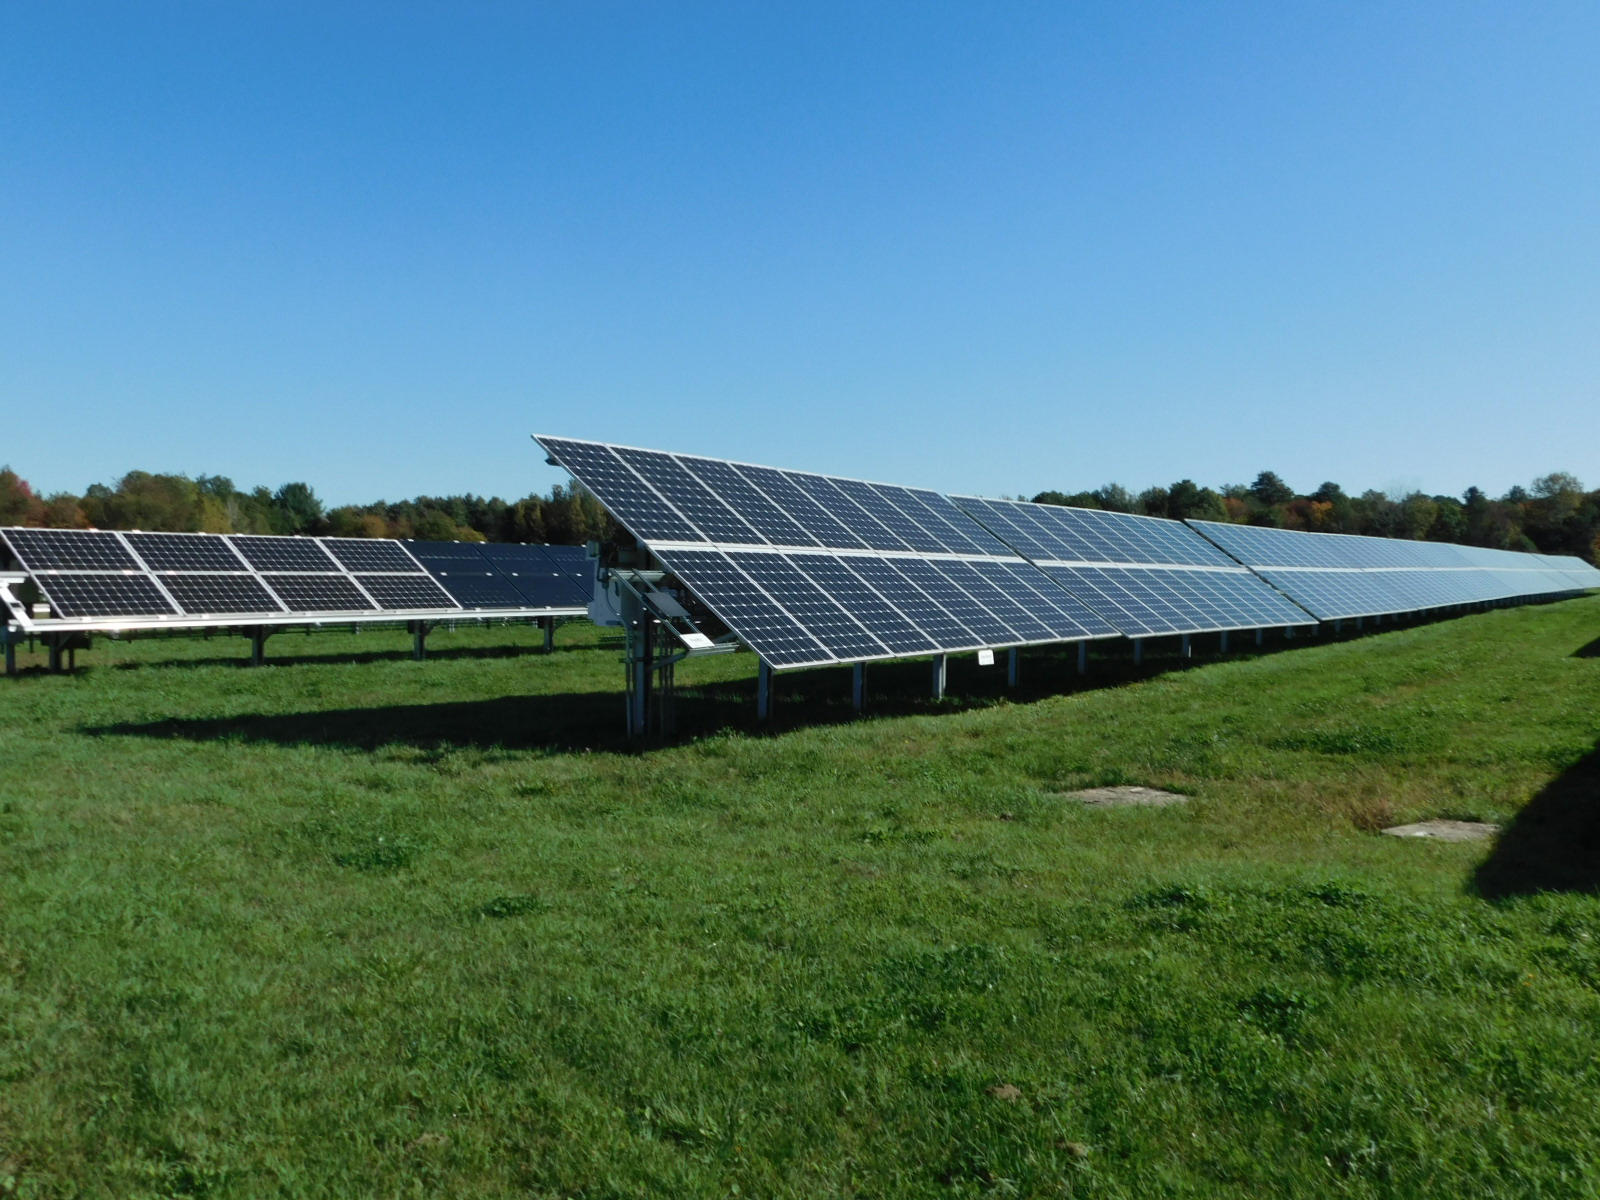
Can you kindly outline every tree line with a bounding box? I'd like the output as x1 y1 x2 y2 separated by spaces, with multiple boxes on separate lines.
1031 470 1600 562
0 464 1595 563
0 468 612 545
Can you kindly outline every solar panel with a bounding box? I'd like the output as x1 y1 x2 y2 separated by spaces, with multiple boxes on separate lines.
408 540 590 609
162 574 285 615
1 529 138 571
538 436 1120 671
33 573 179 618
125 532 247 572
229 535 338 572
952 497 1313 637
263 574 377 613
321 537 420 573
355 574 459 611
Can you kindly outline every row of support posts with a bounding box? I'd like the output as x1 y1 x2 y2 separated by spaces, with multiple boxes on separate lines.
745 621 1320 726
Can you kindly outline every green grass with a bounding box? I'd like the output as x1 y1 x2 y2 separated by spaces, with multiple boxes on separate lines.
2 602 1599 1198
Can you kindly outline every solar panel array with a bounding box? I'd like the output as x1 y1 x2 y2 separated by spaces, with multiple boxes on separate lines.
0 528 589 625
539 435 1600 673
537 436 1122 669
951 497 1314 637
1188 520 1600 621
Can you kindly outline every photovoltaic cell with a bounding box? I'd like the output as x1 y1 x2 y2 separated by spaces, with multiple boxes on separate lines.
726 552 887 660
432 573 531 608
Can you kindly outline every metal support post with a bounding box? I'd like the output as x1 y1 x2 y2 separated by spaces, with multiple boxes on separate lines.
1132 638 1143 666
1180 634 1191 659
411 621 427 661
4 639 13 676
1355 616 1363 630
1006 648 1019 688
1334 619 1342 634
1284 626 1295 640
1077 641 1088 675
47 636 62 674
931 654 947 700
1219 630 1229 653
542 617 555 653
756 659 773 721
852 662 865 711
629 619 653 736
1254 628 1264 647
250 627 268 667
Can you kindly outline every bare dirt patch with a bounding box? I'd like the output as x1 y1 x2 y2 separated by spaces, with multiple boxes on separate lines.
1059 786 1189 808
1381 819 1499 842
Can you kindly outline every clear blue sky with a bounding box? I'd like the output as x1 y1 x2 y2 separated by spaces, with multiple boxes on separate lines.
4 2 1596 507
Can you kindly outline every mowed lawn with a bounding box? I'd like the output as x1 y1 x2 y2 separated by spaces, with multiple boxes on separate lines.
3 599 1599 1198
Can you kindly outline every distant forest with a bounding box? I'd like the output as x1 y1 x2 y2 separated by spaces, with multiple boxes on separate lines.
0 464 1596 564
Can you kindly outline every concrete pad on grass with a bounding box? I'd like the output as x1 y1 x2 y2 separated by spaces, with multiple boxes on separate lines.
1381 819 1498 842
1060 785 1189 808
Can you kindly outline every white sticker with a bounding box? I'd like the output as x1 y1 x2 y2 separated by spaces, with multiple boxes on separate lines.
977 648 995 666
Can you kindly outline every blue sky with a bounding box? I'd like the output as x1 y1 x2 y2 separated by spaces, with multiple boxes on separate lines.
4 2 1596 507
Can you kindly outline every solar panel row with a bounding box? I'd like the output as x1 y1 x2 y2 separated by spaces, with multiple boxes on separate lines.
0 528 590 623
537 435 1598 674
1188 520 1600 621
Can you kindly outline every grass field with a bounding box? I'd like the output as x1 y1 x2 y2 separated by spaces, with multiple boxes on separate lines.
3 599 1600 1198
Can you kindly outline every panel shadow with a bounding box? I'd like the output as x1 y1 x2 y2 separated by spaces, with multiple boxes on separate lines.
1473 746 1600 899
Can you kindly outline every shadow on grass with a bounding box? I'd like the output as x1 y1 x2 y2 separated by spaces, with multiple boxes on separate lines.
83 642 1199 754
1473 745 1600 899
103 642 601 671
1574 636 1600 659
88 691 648 755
